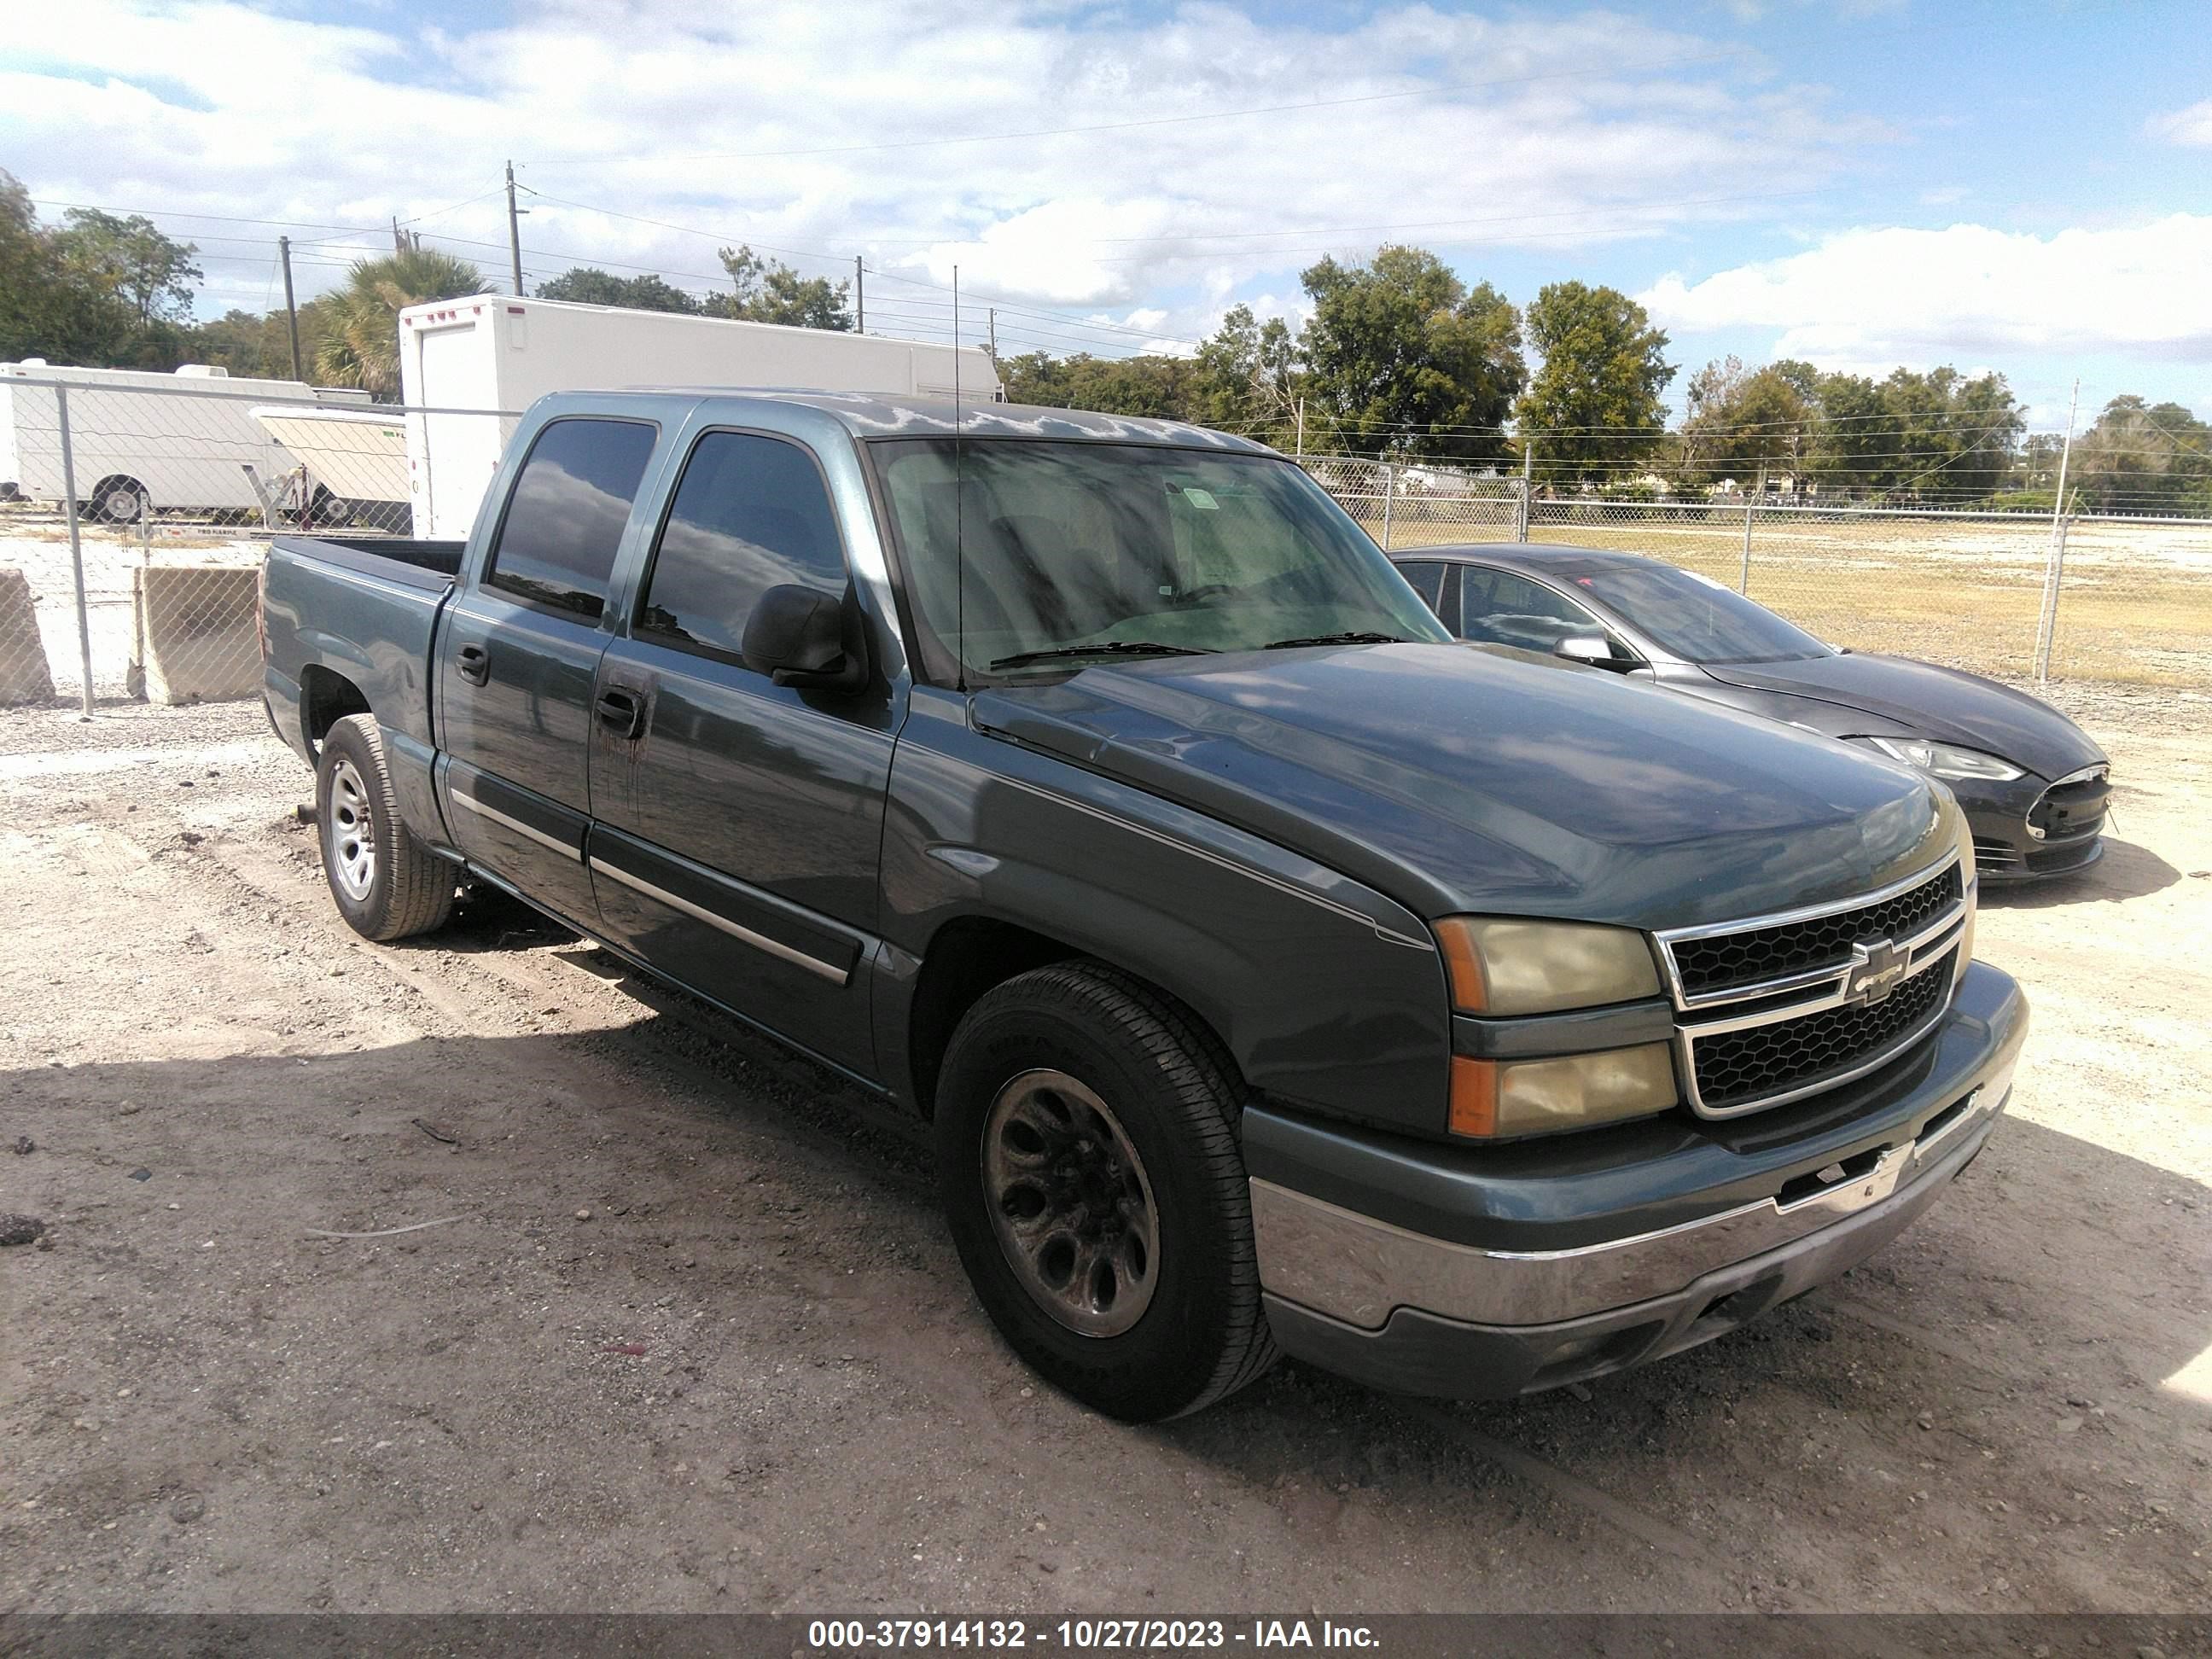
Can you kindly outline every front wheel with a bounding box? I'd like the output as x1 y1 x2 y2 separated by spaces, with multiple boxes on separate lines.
315 713 456 941
935 963 1278 1421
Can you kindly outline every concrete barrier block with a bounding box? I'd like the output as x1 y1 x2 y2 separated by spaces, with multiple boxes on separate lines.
0 568 55 704
131 564 261 705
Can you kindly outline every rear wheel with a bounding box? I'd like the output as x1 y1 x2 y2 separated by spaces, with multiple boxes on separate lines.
91 476 148 523
315 713 456 941
935 963 1278 1421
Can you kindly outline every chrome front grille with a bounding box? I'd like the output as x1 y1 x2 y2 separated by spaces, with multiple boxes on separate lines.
1668 861 1963 1001
1657 852 1970 1118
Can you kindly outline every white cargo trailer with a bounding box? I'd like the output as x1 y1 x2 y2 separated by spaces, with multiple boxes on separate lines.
0 360 371 522
396 295 1004 538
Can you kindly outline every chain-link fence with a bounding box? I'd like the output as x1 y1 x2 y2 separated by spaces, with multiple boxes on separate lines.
0 375 514 708
2 383 2205 712
1301 456 2212 690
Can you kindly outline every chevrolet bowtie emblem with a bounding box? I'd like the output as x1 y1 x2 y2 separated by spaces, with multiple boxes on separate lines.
1844 938 1906 1005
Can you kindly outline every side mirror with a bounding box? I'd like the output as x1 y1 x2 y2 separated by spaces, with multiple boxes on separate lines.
1555 634 1641 672
742 585 868 693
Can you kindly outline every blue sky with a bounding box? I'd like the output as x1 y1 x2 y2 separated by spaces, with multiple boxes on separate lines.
3 0 2207 428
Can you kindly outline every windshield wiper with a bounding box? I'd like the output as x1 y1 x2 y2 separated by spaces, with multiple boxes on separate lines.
990 642 1220 670
1261 631 1407 649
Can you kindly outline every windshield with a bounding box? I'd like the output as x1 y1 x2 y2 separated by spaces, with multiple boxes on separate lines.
1564 564 1834 664
869 439 1449 683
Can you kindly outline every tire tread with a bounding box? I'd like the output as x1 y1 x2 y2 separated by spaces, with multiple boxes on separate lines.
322 713 455 941
953 961 1279 1418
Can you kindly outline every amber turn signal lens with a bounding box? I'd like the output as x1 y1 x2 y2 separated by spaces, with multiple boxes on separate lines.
1448 1057 1499 1138
1448 1044 1679 1139
1437 924 1488 1013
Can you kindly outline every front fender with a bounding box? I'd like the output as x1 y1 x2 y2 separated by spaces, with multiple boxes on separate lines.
880 690 1452 1136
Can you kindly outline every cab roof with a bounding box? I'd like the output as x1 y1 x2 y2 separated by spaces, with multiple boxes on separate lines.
1390 542 1668 573
556 388 1274 453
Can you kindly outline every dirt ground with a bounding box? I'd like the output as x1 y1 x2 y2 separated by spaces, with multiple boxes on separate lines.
1 683 2208 1616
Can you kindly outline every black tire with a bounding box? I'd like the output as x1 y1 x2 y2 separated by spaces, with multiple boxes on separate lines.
315 713 456 941
92 476 147 524
299 485 356 529
935 963 1278 1421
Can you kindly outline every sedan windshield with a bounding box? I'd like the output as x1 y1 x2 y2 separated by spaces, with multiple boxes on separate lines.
1564 564 1834 664
869 439 1449 683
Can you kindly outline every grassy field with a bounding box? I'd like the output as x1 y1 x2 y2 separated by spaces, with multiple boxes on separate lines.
1342 496 2212 689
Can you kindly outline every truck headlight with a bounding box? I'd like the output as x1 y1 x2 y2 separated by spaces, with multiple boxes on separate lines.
1449 1045 1679 1138
1848 736 2023 782
1434 917 1676 1138
1433 917 1662 1015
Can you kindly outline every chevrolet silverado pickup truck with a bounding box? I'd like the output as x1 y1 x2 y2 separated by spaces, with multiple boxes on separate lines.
259 391 2028 1422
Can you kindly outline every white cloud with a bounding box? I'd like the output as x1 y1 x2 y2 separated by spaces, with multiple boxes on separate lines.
2148 99 2212 146
5 0 1878 351
1640 217 2212 367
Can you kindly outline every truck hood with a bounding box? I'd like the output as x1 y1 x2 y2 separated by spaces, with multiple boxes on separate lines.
972 643 1954 930
1697 653 2106 780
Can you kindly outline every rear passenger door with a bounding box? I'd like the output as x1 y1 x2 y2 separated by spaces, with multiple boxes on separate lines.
436 416 661 926
587 426 896 1079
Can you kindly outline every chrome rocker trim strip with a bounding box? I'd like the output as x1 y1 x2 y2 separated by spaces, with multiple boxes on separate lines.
450 789 579 862
588 855 851 987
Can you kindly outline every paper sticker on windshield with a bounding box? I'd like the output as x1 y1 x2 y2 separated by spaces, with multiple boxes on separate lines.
1179 487 1220 510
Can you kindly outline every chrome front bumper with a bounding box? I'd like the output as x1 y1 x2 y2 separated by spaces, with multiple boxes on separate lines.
1252 1060 2011 1335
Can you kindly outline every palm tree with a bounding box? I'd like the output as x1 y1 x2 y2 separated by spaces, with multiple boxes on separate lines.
316 248 490 397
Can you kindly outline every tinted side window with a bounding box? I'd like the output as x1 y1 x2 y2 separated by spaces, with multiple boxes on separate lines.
637 432 846 662
486 419 658 618
1458 569 1604 650
1396 561 1446 609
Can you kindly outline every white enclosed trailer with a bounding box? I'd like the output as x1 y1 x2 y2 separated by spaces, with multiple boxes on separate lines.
396 295 1004 538
0 360 371 522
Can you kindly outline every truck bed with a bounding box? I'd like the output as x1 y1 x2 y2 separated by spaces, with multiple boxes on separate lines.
271 535 466 591
261 535 469 782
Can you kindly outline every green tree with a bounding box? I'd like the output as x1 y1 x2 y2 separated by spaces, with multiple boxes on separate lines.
51 207 201 330
536 266 702 313
705 245 851 330
2069 395 2212 512
1803 366 2021 500
0 172 125 363
1515 282 1674 485
998 351 1196 421
1190 303 1301 446
1676 355 1818 491
315 249 491 397
187 299 344 382
1298 245 1523 463
0 172 201 367
1807 370 1891 491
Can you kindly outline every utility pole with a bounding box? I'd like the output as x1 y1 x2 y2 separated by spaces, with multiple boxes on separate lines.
853 257 864 333
277 236 303 381
504 160 526 297
987 307 998 361
2034 379 2081 684
1520 436 1534 539
1294 395 1306 459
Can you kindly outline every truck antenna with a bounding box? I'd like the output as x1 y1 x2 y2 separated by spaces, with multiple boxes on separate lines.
953 265 966 694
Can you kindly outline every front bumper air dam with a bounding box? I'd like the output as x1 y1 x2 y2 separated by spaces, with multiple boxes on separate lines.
1250 961 2026 1399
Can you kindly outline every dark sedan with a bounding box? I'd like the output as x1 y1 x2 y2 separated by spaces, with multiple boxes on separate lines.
1390 543 2111 883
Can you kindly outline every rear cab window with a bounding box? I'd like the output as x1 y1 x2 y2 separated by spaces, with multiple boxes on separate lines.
484 417 660 619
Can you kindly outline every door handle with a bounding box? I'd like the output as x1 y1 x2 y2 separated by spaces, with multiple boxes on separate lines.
455 643 490 685
595 687 645 739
